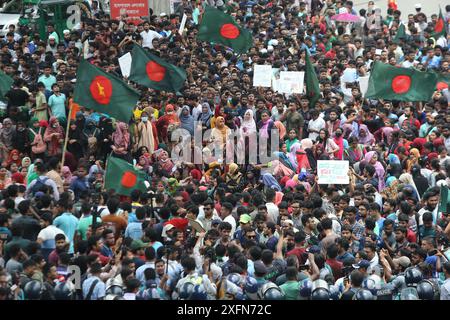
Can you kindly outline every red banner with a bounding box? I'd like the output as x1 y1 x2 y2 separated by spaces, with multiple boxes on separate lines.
110 0 148 23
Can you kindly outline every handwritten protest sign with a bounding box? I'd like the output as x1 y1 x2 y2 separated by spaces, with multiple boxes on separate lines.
253 65 273 87
317 160 349 184
278 71 304 94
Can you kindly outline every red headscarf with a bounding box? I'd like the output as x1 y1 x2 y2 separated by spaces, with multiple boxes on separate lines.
190 169 202 181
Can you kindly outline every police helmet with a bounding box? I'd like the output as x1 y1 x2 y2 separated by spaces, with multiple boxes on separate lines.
404 267 423 287
24 280 43 300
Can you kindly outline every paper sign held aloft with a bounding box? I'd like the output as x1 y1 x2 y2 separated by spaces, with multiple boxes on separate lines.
253 65 273 87
317 160 349 184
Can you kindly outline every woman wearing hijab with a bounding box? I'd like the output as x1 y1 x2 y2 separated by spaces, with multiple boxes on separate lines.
355 124 375 146
363 151 386 191
67 120 84 160
61 166 74 184
399 173 421 201
261 173 282 192
12 121 30 155
411 164 429 198
237 109 257 164
333 127 345 160
257 110 275 160
44 117 64 157
97 117 114 162
211 116 231 160
197 102 213 132
135 110 159 156
156 104 180 144
225 163 243 189
0 118 16 164
273 142 296 172
179 105 195 136
157 150 174 176
273 121 287 141
406 148 420 173
5 149 21 168
0 167 11 190
300 138 317 172
82 118 99 156
112 121 131 162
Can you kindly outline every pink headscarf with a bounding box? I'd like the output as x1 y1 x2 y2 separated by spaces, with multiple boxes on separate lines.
285 179 298 189
357 124 375 145
112 122 130 148
364 151 385 191
274 191 284 206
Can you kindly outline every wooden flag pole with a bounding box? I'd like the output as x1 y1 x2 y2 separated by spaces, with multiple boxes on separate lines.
61 103 74 168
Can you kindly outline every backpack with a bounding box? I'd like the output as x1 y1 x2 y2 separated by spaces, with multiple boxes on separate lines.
31 177 49 195
31 128 47 154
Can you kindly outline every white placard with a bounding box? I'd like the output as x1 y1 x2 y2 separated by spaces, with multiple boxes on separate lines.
118 52 132 78
178 13 187 35
317 160 349 184
278 71 305 94
359 75 370 97
375 49 382 55
253 65 273 87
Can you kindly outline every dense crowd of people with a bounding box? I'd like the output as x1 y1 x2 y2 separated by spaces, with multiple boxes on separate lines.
0 0 450 300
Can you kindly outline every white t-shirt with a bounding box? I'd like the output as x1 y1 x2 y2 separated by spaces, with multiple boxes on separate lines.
140 30 163 49
37 225 68 250
308 116 326 142
223 215 236 237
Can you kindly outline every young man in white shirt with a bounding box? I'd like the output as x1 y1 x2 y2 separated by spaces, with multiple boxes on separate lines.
140 21 162 49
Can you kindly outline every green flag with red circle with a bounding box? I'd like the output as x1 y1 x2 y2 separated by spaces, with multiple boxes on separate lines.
104 156 148 196
73 59 140 122
436 73 450 91
432 8 447 39
129 44 187 93
365 61 438 102
197 5 253 54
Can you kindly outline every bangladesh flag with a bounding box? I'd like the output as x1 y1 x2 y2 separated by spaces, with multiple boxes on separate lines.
438 185 450 215
393 23 406 44
129 45 186 93
198 6 253 54
74 60 140 122
0 71 13 100
432 8 447 39
104 156 148 196
305 50 320 107
436 73 450 91
365 61 438 101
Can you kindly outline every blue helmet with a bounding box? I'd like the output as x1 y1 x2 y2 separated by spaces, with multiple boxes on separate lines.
299 279 313 298
416 280 435 300
258 283 285 300
179 282 195 300
311 287 330 300
328 285 340 300
353 289 375 300
54 281 75 300
244 276 258 293
363 275 382 295
404 267 423 287
24 280 43 300
189 285 208 300
227 273 244 287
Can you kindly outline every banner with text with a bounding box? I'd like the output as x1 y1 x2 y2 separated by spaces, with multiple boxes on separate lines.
110 0 148 22
317 160 349 184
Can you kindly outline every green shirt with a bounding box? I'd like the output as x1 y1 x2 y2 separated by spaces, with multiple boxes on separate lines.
78 215 103 240
280 280 300 300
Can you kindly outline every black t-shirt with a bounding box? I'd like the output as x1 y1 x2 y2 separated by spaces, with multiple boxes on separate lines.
5 88 29 108
111 30 125 46
363 117 384 133
12 216 41 241
340 288 357 300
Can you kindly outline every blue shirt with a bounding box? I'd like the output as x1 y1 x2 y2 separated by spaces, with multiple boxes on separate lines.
82 276 106 300
53 212 79 254
37 74 56 91
125 222 143 240
70 177 89 200
136 262 155 285
48 93 66 119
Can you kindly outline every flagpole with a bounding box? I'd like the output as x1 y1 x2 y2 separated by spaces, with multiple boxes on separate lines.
61 103 74 169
